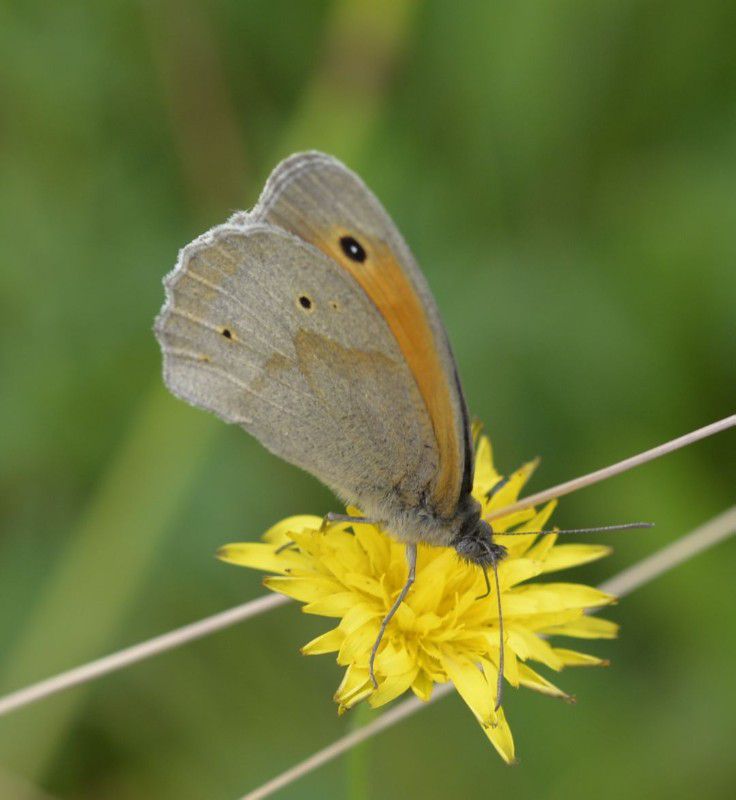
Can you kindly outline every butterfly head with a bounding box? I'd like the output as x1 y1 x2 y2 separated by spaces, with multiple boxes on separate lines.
451 509 507 568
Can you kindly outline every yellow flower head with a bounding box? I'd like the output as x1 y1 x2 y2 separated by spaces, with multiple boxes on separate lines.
218 434 618 763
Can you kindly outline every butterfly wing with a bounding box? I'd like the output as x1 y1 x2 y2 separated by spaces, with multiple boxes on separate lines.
247 152 473 517
156 221 440 511
156 152 472 522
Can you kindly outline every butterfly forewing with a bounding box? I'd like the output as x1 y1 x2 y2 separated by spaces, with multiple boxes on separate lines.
249 152 473 516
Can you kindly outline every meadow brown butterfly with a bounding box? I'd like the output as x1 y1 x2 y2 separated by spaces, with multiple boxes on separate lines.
155 152 509 688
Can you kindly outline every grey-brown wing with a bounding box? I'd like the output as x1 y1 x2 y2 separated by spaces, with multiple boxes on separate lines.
237 151 473 511
155 222 439 508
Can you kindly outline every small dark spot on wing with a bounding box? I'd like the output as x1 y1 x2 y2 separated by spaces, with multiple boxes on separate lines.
339 235 367 263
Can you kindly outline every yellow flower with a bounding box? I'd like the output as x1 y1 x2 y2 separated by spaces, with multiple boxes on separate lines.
218 435 617 763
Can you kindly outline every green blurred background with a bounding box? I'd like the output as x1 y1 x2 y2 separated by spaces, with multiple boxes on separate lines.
1 1 735 798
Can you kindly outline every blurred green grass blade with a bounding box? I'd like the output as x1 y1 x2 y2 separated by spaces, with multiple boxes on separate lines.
0 0 418 780
346 702 374 800
280 0 416 159
0 765 56 800
0 386 218 773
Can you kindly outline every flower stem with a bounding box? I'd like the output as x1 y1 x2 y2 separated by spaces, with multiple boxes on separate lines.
346 703 374 800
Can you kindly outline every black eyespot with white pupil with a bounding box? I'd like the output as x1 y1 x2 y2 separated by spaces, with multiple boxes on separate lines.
339 235 367 263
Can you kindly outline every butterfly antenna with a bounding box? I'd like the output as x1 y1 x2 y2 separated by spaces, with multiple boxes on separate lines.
499 521 654 537
491 557 504 712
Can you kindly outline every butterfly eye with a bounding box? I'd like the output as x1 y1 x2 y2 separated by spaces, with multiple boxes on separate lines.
339 235 367 263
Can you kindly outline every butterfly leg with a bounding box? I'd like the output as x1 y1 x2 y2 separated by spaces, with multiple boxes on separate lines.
368 543 417 689
319 512 380 532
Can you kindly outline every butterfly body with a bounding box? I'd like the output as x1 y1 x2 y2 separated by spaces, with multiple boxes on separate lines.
156 152 503 567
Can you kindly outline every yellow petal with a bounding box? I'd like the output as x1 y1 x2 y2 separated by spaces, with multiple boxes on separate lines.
369 668 419 708
540 616 619 640
505 583 615 615
508 609 583 632
520 499 557 533
412 612 445 637
472 435 500 495
339 602 381 634
216 542 308 574
411 671 435 701
341 571 385 599
264 575 343 603
320 536 370 577
517 663 574 701
419 656 448 683
335 663 368 697
408 549 458 608
491 507 537 534
505 645 520 687
262 515 323 545
522 531 558 560
507 626 564 670
373 642 415 676
302 591 359 617
443 656 495 726
489 642 519 688
383 543 415 593
496 500 558 556
352 522 392 573
541 544 612 573
288 530 329 560
498 558 543 590
480 707 515 764
395 598 418 629
334 665 373 710
487 458 540 514
338 621 380 665
301 627 344 655
552 647 609 667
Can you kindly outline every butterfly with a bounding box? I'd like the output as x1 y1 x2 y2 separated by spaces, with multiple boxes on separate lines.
156 152 511 694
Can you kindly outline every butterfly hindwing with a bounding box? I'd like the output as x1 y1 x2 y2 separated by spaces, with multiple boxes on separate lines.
156 222 440 511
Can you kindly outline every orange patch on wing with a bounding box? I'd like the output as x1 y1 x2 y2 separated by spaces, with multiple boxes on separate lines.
313 228 461 516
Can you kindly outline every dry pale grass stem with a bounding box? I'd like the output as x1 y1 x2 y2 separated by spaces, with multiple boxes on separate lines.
242 684 456 800
0 595 290 719
487 415 735 520
599 505 736 598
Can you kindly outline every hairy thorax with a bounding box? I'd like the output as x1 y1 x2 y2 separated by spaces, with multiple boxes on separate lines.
360 489 484 549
